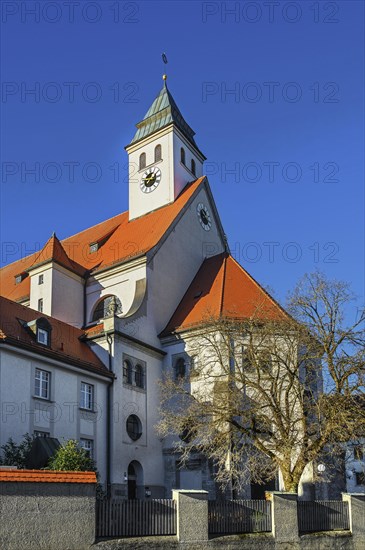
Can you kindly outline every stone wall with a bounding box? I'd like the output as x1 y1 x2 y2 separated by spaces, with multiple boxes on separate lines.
0 470 96 550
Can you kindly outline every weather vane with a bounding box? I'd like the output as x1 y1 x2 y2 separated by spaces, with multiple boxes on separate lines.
162 53 168 81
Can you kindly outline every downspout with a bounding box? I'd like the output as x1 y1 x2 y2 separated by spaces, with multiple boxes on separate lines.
83 272 88 327
106 332 114 498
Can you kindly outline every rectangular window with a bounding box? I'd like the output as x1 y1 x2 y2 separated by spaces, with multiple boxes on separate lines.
38 274 44 285
37 328 49 346
80 438 94 458
354 445 364 461
355 472 365 485
35 369 50 399
34 430 50 438
38 298 43 312
80 382 94 410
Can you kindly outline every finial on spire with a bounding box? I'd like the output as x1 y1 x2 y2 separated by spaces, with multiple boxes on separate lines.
162 53 168 84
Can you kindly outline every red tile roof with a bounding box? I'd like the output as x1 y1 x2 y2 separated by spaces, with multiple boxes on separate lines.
0 177 205 302
29 233 86 276
161 253 288 336
0 296 112 376
0 469 97 483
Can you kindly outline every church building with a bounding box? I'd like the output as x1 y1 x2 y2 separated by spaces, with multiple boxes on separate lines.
0 77 285 499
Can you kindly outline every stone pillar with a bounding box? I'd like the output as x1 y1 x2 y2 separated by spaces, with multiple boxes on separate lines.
172 489 209 543
342 493 365 550
266 491 299 547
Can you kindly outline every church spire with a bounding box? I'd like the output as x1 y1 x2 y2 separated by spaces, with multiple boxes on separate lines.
128 81 199 151
126 74 206 221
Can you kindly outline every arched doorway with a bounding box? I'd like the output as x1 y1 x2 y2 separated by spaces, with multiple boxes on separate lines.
127 460 143 500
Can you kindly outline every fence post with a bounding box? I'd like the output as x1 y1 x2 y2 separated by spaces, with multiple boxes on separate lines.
342 493 365 550
172 489 208 543
266 491 299 547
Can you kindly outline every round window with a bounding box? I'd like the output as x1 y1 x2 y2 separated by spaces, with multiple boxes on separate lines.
126 414 142 441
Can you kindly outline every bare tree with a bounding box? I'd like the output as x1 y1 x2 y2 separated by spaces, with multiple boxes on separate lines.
158 272 365 493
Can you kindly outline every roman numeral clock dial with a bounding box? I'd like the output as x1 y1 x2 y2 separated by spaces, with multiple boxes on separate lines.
140 166 161 193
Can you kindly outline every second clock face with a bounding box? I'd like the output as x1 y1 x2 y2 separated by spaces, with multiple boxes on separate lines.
140 167 161 193
197 203 212 231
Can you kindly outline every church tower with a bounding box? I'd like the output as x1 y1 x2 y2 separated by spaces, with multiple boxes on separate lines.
125 77 206 221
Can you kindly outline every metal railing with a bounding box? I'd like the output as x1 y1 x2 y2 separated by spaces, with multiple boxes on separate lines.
208 499 272 534
96 499 177 538
297 500 350 533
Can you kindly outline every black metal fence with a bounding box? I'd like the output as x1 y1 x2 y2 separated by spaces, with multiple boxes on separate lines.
208 499 272 534
96 499 177 538
297 500 350 533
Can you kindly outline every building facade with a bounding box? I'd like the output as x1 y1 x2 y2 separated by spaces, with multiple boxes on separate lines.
1 78 327 499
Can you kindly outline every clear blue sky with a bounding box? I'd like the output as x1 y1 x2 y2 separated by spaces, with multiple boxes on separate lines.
1 0 364 307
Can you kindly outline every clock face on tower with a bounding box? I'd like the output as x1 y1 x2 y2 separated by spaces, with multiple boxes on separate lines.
140 166 161 193
197 203 212 231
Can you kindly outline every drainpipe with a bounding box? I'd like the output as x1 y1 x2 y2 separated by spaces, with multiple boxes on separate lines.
106 333 114 498
83 272 89 327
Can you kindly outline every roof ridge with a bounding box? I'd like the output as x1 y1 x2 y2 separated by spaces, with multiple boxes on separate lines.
219 253 229 316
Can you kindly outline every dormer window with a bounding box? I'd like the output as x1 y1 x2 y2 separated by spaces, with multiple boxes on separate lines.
139 152 146 170
154 144 162 162
180 147 185 165
37 327 49 346
89 243 98 253
191 159 196 176
15 272 27 284
25 317 52 347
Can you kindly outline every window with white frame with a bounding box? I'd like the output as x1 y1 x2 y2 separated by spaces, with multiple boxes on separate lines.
37 327 49 346
80 382 94 410
38 298 43 312
38 274 44 285
34 369 50 399
80 438 94 458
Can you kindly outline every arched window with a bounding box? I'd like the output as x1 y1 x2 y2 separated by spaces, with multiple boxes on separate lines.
92 295 122 322
175 357 186 380
126 414 142 441
139 152 146 170
180 147 185 165
123 360 133 384
135 364 144 388
191 159 196 176
154 144 162 162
